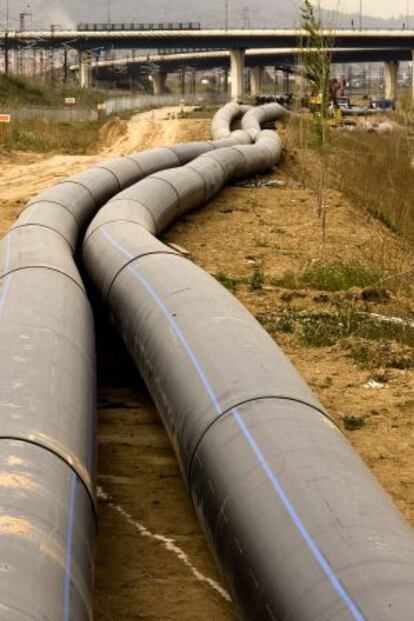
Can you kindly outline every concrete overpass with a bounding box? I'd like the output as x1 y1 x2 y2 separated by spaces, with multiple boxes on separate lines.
3 28 414 51
79 47 411 99
2 28 414 98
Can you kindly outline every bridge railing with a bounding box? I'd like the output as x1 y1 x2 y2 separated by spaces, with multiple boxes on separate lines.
77 22 201 32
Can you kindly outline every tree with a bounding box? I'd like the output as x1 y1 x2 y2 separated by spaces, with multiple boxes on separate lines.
301 0 331 123
300 0 332 238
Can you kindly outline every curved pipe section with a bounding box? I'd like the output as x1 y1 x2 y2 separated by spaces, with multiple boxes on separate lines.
83 110 414 620
0 103 255 619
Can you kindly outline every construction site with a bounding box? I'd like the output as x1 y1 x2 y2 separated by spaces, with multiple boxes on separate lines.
1 1 414 620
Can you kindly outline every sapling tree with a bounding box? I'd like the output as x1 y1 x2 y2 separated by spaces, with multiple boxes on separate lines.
300 0 333 239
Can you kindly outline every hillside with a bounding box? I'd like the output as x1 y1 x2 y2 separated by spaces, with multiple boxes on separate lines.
7 0 412 30
0 74 107 108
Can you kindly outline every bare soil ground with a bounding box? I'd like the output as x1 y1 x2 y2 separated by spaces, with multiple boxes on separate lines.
0 106 197 236
0 106 413 620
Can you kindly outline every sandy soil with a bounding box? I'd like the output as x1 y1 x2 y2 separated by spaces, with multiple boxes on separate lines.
0 106 197 236
94 314 236 621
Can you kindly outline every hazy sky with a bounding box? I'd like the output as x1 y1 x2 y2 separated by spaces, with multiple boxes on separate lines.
319 0 411 18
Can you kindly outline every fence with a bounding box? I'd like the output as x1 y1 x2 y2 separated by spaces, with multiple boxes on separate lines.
0 107 98 122
103 92 228 116
0 92 229 123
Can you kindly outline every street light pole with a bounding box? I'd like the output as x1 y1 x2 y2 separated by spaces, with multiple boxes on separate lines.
359 0 362 30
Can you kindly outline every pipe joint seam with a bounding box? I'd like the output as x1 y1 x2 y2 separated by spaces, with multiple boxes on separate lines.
187 395 333 485
9 222 75 252
104 249 187 305
0 265 87 298
0 436 97 515
21 199 82 229
83 202 157 247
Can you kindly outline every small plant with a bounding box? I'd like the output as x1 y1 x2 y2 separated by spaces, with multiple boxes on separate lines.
301 261 380 292
249 265 265 292
215 272 240 292
343 416 366 431
274 314 296 334
272 262 381 293
301 317 339 347
321 376 333 389
272 271 298 289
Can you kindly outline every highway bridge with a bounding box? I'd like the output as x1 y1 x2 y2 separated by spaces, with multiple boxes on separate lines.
2 28 413 98
79 47 409 99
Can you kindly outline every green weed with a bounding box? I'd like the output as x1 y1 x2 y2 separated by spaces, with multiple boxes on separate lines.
343 416 366 431
249 265 265 291
215 272 242 292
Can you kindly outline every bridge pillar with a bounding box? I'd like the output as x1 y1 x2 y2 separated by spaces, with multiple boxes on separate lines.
384 61 398 100
79 51 91 89
250 67 264 97
180 69 186 95
223 68 229 94
229 48 245 101
152 71 168 95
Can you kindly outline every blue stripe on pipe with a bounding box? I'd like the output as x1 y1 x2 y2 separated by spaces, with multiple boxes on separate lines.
64 473 78 621
99 226 366 621
100 227 222 415
232 407 366 621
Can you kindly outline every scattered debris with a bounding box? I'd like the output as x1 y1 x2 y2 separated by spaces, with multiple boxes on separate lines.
361 287 391 303
235 178 286 188
166 242 191 256
364 379 385 390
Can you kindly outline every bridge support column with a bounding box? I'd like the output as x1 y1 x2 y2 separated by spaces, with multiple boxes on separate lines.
412 51 414 100
152 70 167 95
250 66 264 97
79 51 91 89
180 69 186 95
384 61 398 100
223 68 229 95
229 48 245 101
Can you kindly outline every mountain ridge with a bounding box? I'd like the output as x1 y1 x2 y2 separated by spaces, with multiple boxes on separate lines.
2 0 412 31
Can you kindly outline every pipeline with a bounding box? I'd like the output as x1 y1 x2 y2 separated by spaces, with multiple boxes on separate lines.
83 105 414 620
0 103 255 619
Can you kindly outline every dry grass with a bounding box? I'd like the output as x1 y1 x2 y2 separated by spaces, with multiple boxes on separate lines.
0 118 110 154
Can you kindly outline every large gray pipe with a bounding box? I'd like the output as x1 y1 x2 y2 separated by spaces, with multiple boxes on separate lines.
83 107 414 620
0 103 255 619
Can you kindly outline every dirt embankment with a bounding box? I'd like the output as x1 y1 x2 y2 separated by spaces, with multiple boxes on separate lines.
0 106 199 237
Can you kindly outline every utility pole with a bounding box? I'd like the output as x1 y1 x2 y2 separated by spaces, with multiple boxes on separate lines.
18 12 32 75
50 24 60 82
63 45 68 83
241 6 250 29
107 0 111 26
